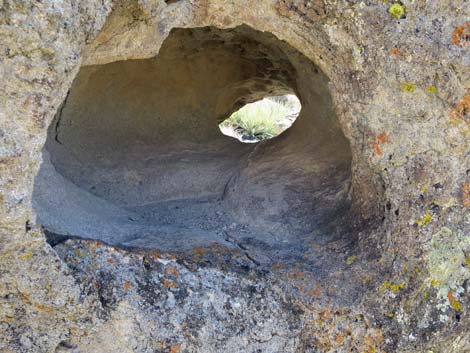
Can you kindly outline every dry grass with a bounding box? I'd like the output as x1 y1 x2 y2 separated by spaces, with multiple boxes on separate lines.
220 95 300 141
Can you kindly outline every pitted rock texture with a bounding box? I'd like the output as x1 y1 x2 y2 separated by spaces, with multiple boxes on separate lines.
1 1 469 353
53 240 302 353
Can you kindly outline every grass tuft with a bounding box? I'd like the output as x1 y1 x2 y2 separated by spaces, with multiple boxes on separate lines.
220 96 299 141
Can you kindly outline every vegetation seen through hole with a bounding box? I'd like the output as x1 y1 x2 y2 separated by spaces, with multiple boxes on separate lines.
219 94 301 143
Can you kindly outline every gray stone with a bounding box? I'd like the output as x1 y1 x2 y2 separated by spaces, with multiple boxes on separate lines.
1 1 469 352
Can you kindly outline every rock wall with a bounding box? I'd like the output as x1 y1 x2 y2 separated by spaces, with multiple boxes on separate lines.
1 1 469 352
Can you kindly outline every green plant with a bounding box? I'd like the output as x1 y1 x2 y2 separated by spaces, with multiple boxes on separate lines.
220 97 295 141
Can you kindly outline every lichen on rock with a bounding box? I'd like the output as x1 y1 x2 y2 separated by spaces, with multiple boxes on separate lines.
1 0 470 352
428 228 470 308
388 3 405 20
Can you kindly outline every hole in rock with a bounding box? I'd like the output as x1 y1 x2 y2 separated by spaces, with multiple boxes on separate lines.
33 26 354 262
219 94 301 143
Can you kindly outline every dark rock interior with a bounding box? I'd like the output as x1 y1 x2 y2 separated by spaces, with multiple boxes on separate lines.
33 26 353 264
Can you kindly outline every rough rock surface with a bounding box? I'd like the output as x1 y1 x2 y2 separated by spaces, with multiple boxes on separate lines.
1 1 469 352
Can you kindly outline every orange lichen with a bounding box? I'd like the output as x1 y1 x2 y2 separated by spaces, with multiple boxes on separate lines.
377 132 389 144
18 289 55 313
123 281 132 291
1 316 14 324
165 267 180 279
19 292 31 304
450 89 470 123
374 143 382 156
170 345 182 353
448 291 462 311
193 246 205 258
452 22 470 48
335 333 344 344
309 288 322 297
308 284 323 297
107 257 115 264
150 250 161 261
291 280 306 294
373 132 390 156
287 267 307 280
300 303 384 352
456 89 470 120
391 47 400 56
463 183 470 207
34 304 54 313
163 279 177 288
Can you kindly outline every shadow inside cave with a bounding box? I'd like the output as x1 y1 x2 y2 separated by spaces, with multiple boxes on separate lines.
33 26 354 270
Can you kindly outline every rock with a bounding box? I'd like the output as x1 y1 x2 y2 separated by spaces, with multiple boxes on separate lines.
0 1 469 352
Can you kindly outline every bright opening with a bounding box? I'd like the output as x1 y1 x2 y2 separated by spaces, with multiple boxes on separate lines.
219 94 301 143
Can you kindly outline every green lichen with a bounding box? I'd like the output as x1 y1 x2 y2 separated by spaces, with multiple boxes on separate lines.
416 210 432 227
389 3 405 20
428 228 470 301
426 86 437 94
401 83 416 93
449 295 462 311
346 255 358 265
381 280 405 291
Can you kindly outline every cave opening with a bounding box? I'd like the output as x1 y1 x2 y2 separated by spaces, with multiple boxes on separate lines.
218 94 301 143
32 26 353 262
